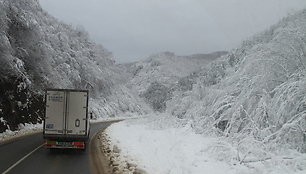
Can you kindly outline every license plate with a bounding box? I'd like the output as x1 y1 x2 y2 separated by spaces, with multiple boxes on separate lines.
57 142 72 146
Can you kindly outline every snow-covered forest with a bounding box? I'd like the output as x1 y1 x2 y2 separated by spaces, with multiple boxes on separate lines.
124 51 227 111
166 9 306 152
117 8 306 152
104 9 306 174
0 0 150 133
0 0 306 173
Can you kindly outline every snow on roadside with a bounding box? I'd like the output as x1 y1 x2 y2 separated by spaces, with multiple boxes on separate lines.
105 116 306 174
0 113 146 145
0 123 42 143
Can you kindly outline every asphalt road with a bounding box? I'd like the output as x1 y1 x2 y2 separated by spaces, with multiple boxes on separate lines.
0 121 114 174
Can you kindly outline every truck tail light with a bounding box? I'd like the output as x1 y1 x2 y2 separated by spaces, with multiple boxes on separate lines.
45 140 56 147
73 141 85 149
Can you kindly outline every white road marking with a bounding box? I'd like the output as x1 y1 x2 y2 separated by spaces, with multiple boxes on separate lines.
2 144 44 174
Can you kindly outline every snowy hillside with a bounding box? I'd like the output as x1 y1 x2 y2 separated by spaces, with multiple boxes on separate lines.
104 9 306 174
0 0 149 133
168 9 306 151
125 51 226 111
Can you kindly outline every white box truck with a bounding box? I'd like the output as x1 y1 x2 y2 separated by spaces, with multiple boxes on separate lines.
43 89 90 150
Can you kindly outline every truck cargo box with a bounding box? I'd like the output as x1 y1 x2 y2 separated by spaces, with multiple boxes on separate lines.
43 89 89 149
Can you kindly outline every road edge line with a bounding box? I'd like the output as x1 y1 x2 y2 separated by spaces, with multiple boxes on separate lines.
2 144 44 174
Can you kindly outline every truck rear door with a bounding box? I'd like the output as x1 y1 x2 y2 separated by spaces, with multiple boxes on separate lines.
44 90 66 135
66 91 88 136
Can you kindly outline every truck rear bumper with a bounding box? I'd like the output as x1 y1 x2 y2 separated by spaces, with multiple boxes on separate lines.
43 134 89 141
44 140 86 149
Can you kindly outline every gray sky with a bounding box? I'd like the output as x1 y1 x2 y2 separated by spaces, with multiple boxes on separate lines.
39 0 306 63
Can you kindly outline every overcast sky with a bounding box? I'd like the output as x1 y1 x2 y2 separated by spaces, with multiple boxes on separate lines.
39 0 306 63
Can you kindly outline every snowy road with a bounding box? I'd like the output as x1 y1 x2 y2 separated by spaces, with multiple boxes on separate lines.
0 121 114 174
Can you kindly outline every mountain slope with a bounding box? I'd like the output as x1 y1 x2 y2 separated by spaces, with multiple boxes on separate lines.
125 51 227 111
102 9 306 174
168 9 306 151
0 0 149 133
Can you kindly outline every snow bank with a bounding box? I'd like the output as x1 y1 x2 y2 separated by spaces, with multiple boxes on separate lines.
106 117 306 174
0 123 42 143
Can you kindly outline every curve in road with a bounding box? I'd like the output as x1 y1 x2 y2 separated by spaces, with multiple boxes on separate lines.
0 121 115 174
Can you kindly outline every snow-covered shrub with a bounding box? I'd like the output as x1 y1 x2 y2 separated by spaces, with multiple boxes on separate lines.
143 82 172 112
0 76 44 132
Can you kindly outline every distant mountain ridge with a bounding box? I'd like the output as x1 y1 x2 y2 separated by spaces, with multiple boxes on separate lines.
125 51 227 111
